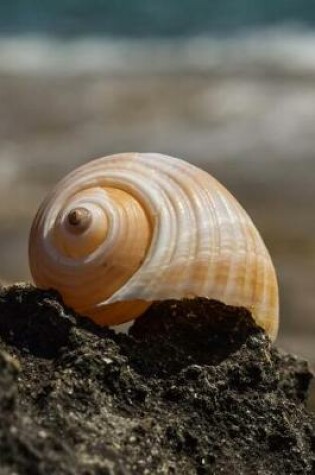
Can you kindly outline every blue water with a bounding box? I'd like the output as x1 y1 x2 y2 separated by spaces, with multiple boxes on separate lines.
0 0 314 37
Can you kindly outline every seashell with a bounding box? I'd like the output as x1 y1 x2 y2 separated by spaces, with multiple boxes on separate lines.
29 153 279 340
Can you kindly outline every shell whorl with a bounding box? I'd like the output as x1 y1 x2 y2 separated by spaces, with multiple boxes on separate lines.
29 153 279 339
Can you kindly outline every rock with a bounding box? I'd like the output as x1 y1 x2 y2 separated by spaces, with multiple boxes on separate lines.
0 284 314 474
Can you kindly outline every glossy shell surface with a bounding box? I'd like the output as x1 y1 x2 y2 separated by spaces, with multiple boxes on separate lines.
29 153 279 339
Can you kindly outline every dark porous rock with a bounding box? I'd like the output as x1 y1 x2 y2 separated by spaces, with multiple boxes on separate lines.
0 285 314 474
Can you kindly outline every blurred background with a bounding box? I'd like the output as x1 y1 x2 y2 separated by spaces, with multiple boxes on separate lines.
0 1 314 401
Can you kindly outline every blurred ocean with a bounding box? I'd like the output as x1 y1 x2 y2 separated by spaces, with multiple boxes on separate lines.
2 28 315 75
0 0 314 36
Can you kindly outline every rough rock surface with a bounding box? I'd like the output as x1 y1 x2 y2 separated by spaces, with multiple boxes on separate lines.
0 285 314 474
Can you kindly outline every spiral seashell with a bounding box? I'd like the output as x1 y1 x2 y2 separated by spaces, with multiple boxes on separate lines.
29 153 279 339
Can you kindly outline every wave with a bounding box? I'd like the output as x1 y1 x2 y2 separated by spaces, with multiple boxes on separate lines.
1 27 315 76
